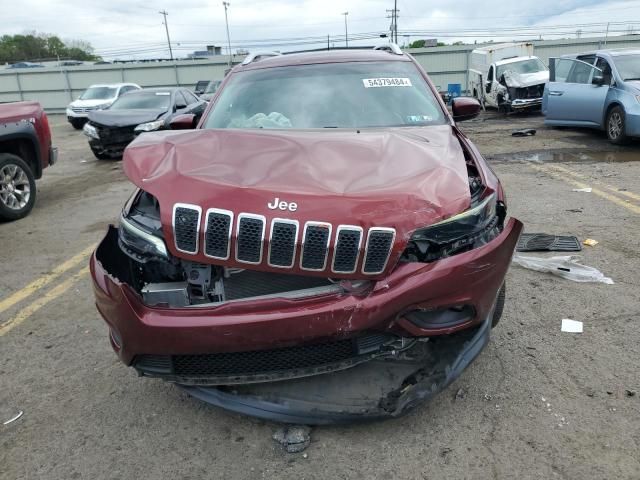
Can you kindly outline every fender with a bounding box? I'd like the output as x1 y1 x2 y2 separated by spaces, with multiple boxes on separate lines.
0 120 42 178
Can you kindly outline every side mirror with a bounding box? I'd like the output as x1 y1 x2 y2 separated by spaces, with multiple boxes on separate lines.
169 113 196 130
451 97 481 122
592 74 605 86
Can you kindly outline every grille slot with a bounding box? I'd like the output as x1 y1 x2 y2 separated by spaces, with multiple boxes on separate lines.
204 209 233 259
236 214 265 264
300 223 331 271
268 220 298 268
332 226 363 273
363 228 395 274
173 204 201 254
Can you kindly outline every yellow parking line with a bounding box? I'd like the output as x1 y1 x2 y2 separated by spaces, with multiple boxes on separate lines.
0 244 95 316
0 266 90 336
526 162 640 215
546 164 640 202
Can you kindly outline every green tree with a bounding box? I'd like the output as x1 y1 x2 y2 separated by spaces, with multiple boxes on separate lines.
0 32 99 64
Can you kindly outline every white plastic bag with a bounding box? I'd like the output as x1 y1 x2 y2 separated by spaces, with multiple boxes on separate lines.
512 253 614 284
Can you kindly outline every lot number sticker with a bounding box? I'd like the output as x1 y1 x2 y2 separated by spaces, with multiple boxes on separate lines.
362 77 412 88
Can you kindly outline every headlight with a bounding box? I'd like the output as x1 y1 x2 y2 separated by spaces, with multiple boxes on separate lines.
94 103 111 110
404 193 504 262
134 119 164 132
119 214 168 260
83 123 99 139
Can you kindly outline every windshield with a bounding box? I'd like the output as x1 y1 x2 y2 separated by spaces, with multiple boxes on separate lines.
203 61 446 129
613 54 640 81
497 58 547 78
109 92 171 110
80 86 118 100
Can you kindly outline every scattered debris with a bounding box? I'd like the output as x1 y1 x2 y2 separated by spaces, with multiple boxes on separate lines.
561 319 583 333
566 208 583 213
454 388 466 400
625 389 637 397
516 233 581 252
440 447 453 457
572 187 592 193
3 410 23 426
512 128 536 137
583 238 599 247
273 425 312 453
483 393 492 401
512 254 614 284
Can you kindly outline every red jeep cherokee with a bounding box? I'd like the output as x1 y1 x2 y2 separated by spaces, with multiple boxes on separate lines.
91 46 522 423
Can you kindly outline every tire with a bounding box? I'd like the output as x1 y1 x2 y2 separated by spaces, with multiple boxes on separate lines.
491 282 506 329
90 146 111 160
0 153 37 221
606 106 630 145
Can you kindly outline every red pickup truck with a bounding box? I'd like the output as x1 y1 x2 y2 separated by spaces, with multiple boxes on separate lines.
0 101 57 221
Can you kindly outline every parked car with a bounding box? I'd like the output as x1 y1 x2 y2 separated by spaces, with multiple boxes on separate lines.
83 87 206 159
6 62 44 69
0 101 57 220
90 45 522 423
469 42 549 112
194 80 211 95
66 83 140 129
543 49 640 144
199 80 222 101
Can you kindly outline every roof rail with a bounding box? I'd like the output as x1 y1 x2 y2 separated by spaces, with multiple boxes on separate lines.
373 43 403 55
241 51 282 66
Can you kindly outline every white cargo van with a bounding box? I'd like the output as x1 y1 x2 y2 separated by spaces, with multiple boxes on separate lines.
469 43 549 112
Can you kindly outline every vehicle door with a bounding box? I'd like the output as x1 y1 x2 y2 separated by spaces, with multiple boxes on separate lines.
485 65 497 107
545 57 608 125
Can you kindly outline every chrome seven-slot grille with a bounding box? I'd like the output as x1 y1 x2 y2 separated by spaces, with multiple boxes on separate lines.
172 204 396 275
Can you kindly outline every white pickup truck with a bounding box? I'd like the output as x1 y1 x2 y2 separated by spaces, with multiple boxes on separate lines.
469 43 549 112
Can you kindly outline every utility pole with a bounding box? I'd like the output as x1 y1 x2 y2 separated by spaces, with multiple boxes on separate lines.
386 3 399 44
327 34 330 50
159 10 174 61
223 2 232 67
342 12 349 47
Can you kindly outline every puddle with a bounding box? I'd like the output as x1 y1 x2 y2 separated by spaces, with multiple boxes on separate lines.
491 149 640 164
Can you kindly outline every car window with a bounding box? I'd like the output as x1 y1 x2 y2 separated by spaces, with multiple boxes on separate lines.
204 81 221 94
175 91 188 109
552 58 600 84
109 91 171 110
183 90 200 104
203 61 447 129
577 55 596 65
487 66 494 82
612 54 640 81
80 86 118 100
595 58 613 85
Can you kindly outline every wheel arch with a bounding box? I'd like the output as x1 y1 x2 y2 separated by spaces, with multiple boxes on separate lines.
603 101 624 130
0 122 42 179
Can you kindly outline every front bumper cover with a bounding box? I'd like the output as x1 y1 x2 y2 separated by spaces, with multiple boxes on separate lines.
179 312 493 424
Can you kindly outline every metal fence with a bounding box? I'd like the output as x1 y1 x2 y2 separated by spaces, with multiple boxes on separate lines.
2 34 640 112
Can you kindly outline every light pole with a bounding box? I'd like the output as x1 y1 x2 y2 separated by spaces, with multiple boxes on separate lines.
342 12 349 47
223 2 232 67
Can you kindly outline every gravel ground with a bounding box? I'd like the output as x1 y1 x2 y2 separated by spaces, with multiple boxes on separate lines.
1 112 639 479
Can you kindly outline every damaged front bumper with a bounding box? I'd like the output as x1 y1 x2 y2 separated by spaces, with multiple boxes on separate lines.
180 314 493 424
90 218 522 422
509 97 543 110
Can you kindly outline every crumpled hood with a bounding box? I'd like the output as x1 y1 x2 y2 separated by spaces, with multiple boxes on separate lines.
88 108 166 127
123 126 472 274
502 69 549 88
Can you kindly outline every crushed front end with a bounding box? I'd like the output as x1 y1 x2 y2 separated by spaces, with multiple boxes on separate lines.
90 127 522 423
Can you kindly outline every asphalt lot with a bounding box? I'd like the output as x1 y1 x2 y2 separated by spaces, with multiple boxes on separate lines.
1 112 639 479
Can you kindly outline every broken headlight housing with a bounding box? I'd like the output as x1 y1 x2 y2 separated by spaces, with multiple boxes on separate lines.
403 193 505 263
118 191 168 261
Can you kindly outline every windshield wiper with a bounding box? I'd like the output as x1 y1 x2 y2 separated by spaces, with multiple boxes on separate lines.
623 77 640 81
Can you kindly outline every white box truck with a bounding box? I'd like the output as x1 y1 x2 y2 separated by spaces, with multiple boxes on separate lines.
469 43 549 112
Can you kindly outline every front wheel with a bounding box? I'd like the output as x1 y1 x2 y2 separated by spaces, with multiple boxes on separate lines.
606 106 630 145
0 153 37 221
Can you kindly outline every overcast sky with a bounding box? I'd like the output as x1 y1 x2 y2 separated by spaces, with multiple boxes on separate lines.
2 0 640 59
